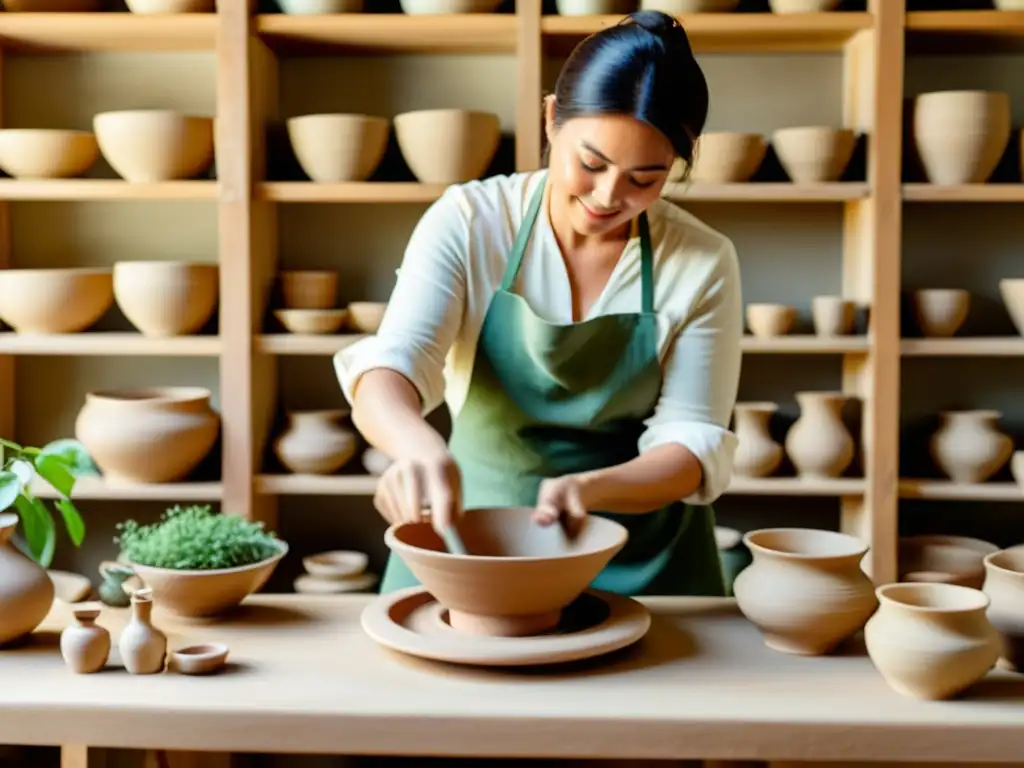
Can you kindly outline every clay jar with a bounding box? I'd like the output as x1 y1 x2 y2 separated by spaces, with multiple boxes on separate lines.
784 391 855 478
928 409 1012 484
733 527 877 656
865 583 1001 700
274 410 357 475
982 546 1024 672
0 513 54 646
60 603 110 674
119 588 167 675
75 387 220 484
912 90 1011 185
732 402 782 478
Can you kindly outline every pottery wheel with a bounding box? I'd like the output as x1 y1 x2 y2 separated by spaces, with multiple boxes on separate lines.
360 587 651 667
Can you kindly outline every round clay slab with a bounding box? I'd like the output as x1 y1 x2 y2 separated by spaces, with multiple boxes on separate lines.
361 587 651 667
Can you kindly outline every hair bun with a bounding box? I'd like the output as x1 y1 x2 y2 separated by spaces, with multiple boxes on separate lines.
622 10 694 55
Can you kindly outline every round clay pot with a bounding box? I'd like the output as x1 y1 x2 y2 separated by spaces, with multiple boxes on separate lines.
784 391 855 478
0 513 54 647
286 114 389 182
731 402 782 478
93 110 214 182
768 0 839 10
982 546 1024 672
276 0 362 10
690 131 766 183
912 288 969 337
393 109 501 185
0 129 98 179
641 0 738 10
865 582 1001 700
912 91 1011 185
1 0 101 8
113 261 218 337
811 295 855 336
772 126 856 183
0 267 113 334
74 387 220 484
273 410 358 475
733 527 876 655
928 409 1012 484
280 270 337 310
400 0 503 11
745 303 795 338
126 0 215 10
998 279 1024 336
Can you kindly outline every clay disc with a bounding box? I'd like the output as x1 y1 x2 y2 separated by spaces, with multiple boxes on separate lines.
360 587 651 667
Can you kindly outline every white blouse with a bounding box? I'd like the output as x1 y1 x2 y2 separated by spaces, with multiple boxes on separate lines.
334 170 743 505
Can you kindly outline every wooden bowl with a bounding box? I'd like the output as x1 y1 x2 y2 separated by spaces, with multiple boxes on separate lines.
0 129 98 179
93 110 214 182
0 267 113 334
275 308 347 335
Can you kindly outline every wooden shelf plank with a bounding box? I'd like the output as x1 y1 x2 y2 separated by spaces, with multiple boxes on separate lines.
901 338 1024 357
903 184 1024 202
664 182 869 202
741 336 869 354
31 476 222 501
728 477 865 497
0 332 221 356
541 12 873 53
906 10 1024 36
256 13 518 54
258 181 445 204
0 12 217 53
0 179 218 201
257 333 368 355
898 479 1023 502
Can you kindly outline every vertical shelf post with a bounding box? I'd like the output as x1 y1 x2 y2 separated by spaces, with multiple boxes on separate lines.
0 49 13 447
516 0 543 171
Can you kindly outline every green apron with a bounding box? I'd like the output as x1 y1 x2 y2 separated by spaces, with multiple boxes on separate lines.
379 173 725 597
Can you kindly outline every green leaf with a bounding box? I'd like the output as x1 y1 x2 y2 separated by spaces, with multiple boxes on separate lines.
14 494 55 566
19 447 39 457
0 471 20 512
34 454 75 498
0 439 22 452
9 459 34 488
55 499 85 547
39 439 97 477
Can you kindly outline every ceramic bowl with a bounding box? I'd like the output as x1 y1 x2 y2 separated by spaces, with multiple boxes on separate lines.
275 308 348 335
170 643 229 675
0 267 113 334
286 113 389 182
399 0 503 12
385 507 628 637
126 0 215 10
393 109 501 184
113 261 219 337
0 129 99 179
303 550 368 579
772 126 856 183
347 302 386 333
93 110 214 182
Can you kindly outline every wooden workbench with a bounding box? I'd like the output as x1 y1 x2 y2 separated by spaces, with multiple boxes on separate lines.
2 594 1023 764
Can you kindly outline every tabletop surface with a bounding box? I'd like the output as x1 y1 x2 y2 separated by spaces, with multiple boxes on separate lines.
1 593 1022 761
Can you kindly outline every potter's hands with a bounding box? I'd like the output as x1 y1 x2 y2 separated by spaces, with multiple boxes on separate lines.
372 450 463 535
533 475 589 539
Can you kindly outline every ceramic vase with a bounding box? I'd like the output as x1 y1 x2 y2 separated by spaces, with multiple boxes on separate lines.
732 402 782 478
912 91 1011 185
912 288 970 338
0 513 54 647
274 410 358 475
74 386 220 484
784 392 855 478
982 546 1024 672
60 603 110 674
928 409 1012 484
865 583 1001 700
98 561 136 607
119 588 167 675
733 527 877 656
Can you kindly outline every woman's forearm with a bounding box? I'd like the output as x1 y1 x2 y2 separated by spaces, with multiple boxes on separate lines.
349 368 449 461
575 443 704 514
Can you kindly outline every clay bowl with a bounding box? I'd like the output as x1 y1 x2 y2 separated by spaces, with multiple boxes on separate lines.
0 129 98 179
170 643 229 675
113 261 218 337
347 302 386 333
399 0 503 12
912 288 969 338
641 0 739 10
303 550 368 579
276 0 364 11
287 114 389 182
93 110 214 182
121 542 288 618
393 109 501 185
768 0 839 11
0 267 113 334
745 303 796 338
772 126 856 183
899 535 995 590
690 131 767 183
998 279 1024 336
126 0 215 10
275 308 347 335
280 270 337 310
385 507 628 637
2 0 102 8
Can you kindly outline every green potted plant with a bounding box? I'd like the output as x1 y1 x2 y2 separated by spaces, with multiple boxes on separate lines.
114 504 288 617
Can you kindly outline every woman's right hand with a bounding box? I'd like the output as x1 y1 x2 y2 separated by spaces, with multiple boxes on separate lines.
373 450 463 535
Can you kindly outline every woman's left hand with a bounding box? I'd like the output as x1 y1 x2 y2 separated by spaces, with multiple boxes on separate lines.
533 475 589 538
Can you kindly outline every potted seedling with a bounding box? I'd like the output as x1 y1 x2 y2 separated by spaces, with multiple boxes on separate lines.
114 503 288 617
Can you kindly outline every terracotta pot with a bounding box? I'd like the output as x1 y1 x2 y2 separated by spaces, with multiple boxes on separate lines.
928 409 1012 484
286 114 389 182
732 402 782 478
912 288 969 337
983 546 1024 672
0 129 98 179
733 527 876 655
912 91 1011 185
811 295 855 336
393 109 501 184
0 513 54 647
690 131 766 183
75 387 220 484
772 126 855 183
93 110 214 182
113 261 218 337
273 410 358 475
784 391 855 478
745 303 795 338
280 270 337 310
865 582 1001 700
0 267 113 334
998 279 1024 336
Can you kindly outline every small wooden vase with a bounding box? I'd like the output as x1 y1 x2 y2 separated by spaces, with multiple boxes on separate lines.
119 588 167 675
60 603 110 674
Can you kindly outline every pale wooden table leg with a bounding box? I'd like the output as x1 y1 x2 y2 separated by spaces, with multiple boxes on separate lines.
61 745 95 768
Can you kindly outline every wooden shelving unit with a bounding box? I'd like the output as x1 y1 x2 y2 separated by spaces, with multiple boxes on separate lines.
3 1 1024 598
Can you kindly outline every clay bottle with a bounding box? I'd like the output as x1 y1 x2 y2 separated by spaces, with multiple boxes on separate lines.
60 603 111 674
119 587 166 674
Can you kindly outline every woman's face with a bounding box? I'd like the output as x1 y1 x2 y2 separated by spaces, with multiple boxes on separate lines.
544 96 675 240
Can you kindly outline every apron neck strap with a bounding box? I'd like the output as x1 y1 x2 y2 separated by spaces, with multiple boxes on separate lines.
500 172 655 315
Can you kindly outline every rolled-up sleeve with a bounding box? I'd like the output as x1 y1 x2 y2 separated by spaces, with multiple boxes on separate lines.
334 187 469 415
638 238 743 505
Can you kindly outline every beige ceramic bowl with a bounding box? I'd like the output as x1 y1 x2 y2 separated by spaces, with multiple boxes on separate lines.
280 270 337 310
768 0 839 11
277 0 364 12
640 0 739 11
772 126 856 183
287 114 389 182
347 302 386 333
0 129 99 179
393 109 501 184
275 308 347 335
386 507 627 637
399 0 502 12
93 110 214 182
113 261 219 337
0 267 113 334
691 131 767 183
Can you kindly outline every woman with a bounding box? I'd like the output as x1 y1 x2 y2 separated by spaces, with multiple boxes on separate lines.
335 9 743 598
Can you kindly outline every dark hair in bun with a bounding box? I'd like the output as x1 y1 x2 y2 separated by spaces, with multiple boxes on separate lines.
550 10 709 175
